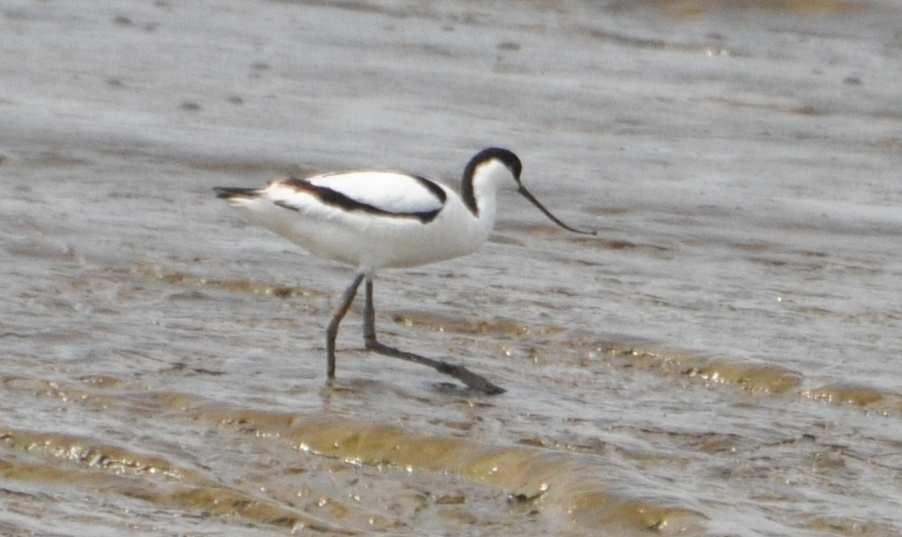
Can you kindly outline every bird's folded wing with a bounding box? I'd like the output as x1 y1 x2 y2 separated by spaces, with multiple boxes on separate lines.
265 172 447 221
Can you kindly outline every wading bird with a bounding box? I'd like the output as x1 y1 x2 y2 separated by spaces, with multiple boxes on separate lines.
215 147 594 394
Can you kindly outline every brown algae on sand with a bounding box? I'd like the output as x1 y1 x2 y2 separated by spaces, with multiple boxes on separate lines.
391 310 564 337
573 337 802 394
202 405 707 534
121 484 353 533
1 375 709 534
685 359 801 394
802 384 902 412
0 457 351 533
0 423 372 533
0 427 197 481
647 0 865 16
132 263 324 298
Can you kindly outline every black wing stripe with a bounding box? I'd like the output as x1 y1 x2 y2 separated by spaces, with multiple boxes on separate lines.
412 175 448 204
279 178 443 223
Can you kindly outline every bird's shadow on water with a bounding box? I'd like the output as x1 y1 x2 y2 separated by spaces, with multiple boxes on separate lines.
429 381 494 397
315 375 501 410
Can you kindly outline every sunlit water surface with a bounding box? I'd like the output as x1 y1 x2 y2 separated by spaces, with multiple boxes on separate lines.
2 1 901 535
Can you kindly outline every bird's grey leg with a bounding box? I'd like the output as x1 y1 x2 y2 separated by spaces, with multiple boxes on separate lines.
361 276 505 395
327 273 365 379
363 276 377 350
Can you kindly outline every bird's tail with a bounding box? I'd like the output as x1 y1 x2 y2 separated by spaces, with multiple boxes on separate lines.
214 186 261 207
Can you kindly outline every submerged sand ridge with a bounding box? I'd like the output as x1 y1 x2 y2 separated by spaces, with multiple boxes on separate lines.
3 235 901 534
5 253 901 532
1 377 706 535
3 364 900 535
134 263 902 413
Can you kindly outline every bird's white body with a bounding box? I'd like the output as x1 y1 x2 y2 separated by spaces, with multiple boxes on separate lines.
222 161 509 271
215 148 592 393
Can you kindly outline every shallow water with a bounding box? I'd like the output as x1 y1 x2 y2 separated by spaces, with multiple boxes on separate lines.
2 0 901 535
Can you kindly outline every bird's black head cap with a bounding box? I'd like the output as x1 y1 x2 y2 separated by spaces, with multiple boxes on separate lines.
464 147 522 182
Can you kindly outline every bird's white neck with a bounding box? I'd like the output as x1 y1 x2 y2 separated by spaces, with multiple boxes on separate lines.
460 159 514 240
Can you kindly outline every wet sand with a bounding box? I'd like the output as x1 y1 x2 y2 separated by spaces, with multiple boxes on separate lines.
2 0 902 535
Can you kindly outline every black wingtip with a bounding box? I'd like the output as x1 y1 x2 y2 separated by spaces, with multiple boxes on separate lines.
214 187 258 200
